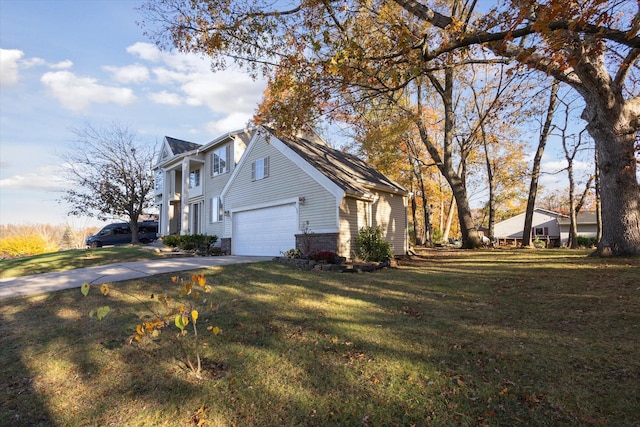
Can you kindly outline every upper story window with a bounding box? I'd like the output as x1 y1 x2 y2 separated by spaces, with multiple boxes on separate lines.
211 145 228 176
189 169 201 188
251 156 270 181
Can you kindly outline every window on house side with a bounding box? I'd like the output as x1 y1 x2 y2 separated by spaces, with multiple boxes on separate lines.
251 156 270 181
210 197 223 223
189 169 200 188
211 146 228 176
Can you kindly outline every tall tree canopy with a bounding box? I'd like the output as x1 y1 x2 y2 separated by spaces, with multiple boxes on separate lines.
140 0 640 255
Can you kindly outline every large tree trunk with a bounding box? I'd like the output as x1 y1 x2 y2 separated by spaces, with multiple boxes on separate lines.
573 49 640 256
587 119 640 256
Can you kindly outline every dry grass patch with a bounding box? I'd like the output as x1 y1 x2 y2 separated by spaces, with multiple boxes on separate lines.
1 249 639 426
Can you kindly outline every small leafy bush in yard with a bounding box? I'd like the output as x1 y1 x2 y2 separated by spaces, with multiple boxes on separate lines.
312 251 337 264
355 226 392 262
162 234 219 255
533 238 547 248
282 248 302 259
161 234 181 247
81 271 221 378
577 236 598 247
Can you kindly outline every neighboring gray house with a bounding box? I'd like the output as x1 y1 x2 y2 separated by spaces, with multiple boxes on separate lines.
557 211 598 245
493 208 599 247
493 208 562 247
153 126 408 258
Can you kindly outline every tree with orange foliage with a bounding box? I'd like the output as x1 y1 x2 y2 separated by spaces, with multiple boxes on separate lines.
140 0 639 256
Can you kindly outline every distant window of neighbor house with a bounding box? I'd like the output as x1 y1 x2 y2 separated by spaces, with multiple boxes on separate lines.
211 146 228 176
251 156 270 181
189 169 200 188
534 227 549 236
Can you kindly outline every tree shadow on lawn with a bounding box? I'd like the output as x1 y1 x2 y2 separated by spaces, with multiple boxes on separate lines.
1 255 639 426
0 283 203 426
203 260 640 425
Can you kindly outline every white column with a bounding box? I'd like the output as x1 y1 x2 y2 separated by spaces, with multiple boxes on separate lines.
181 159 190 235
161 169 170 236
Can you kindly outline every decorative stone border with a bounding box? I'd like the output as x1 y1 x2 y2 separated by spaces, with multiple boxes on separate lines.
272 257 392 273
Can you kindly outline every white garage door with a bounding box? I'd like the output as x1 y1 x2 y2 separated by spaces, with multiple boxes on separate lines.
233 204 297 256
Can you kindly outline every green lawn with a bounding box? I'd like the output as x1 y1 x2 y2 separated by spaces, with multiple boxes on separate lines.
0 246 164 279
1 249 638 426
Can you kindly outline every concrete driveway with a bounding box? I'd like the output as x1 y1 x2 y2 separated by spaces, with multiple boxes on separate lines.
0 256 271 300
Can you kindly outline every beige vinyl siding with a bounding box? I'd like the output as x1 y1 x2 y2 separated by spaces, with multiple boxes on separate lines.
338 197 370 259
371 190 407 255
224 135 338 236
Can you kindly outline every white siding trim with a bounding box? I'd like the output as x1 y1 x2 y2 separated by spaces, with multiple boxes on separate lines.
229 197 300 214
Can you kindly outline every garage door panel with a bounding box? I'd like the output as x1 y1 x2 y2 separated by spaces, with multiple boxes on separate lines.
233 204 297 256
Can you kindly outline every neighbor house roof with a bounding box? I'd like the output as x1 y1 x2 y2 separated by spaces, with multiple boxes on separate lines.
557 211 598 225
165 136 201 155
273 129 408 197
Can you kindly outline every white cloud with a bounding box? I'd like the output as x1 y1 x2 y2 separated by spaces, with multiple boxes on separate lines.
541 160 568 174
104 63 150 83
0 165 65 191
41 70 136 111
126 42 266 116
149 90 183 105
0 48 24 87
152 67 192 84
127 42 162 62
21 57 46 68
205 112 253 134
542 159 593 175
50 59 73 69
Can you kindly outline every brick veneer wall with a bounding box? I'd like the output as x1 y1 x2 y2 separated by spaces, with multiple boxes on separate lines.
296 232 340 257
221 238 231 255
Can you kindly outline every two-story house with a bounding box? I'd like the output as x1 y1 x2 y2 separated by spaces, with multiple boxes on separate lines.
154 126 408 258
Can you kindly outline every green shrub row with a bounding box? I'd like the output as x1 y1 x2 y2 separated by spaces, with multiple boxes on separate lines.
162 234 220 255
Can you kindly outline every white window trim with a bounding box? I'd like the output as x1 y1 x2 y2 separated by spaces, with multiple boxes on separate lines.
251 156 270 181
210 145 229 177
210 197 223 223
189 168 201 189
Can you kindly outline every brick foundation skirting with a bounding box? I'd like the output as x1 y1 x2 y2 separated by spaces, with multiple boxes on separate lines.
296 232 340 256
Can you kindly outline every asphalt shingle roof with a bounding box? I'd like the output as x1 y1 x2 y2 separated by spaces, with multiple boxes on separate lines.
274 130 407 197
165 136 201 155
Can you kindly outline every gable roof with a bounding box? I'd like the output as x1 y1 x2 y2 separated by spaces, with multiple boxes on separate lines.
557 210 598 225
165 136 201 155
272 129 407 197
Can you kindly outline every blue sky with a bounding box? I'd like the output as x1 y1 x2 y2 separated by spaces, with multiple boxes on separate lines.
0 0 594 228
0 0 267 227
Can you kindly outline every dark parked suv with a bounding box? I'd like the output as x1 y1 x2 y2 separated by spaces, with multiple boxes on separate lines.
86 221 158 248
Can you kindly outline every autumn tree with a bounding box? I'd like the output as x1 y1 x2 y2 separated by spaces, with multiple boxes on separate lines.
59 123 157 244
348 106 438 245
140 0 640 255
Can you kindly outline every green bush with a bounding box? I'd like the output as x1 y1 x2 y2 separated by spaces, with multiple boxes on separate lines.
161 235 181 247
355 226 392 262
576 236 598 247
161 234 219 255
